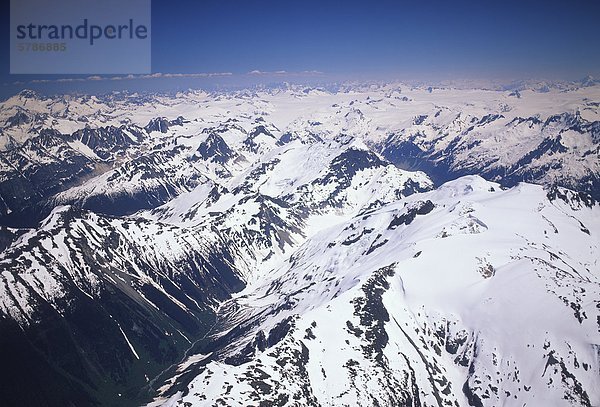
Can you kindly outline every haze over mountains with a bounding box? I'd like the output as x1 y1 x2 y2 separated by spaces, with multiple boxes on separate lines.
0 81 598 406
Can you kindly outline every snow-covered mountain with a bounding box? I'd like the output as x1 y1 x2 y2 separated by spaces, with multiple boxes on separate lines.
153 177 599 407
1 83 597 226
0 83 598 406
0 205 244 406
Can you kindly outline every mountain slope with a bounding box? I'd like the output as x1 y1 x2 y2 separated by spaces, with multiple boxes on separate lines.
0 206 244 406
378 110 600 200
154 176 600 407
143 135 432 281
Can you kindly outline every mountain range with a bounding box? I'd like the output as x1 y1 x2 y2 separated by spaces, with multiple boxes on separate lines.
0 83 598 406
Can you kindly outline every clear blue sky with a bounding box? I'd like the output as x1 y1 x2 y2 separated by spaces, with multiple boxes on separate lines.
2 0 600 96
150 0 600 77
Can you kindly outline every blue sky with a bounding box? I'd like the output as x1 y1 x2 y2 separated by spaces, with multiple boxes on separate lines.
2 0 600 97
151 0 600 77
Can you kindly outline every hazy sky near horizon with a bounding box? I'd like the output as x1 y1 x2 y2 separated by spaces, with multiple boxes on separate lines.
1 0 599 96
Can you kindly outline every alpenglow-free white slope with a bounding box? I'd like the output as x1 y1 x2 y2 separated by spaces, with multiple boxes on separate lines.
157 176 600 407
